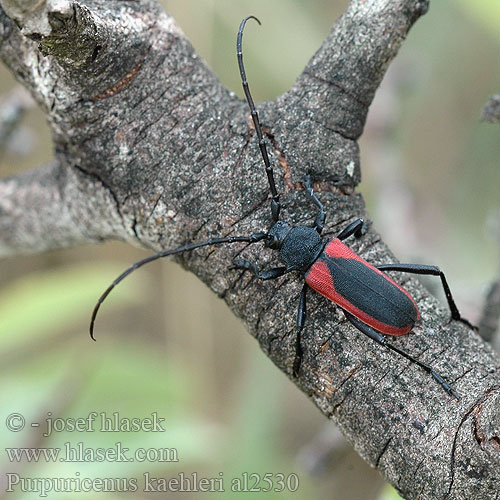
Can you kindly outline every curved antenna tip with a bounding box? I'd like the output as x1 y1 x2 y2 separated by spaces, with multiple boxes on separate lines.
86 235 261 342
89 303 101 341
243 15 261 26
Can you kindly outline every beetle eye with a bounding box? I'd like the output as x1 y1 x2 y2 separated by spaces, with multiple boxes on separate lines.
266 234 278 249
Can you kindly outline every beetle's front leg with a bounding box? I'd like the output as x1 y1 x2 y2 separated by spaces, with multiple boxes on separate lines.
230 260 288 280
336 218 365 241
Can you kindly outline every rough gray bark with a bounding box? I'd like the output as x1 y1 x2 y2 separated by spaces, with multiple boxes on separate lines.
0 86 31 155
1 1 499 499
479 280 500 347
482 94 500 123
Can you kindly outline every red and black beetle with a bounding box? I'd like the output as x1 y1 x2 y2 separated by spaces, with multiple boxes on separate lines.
90 16 472 399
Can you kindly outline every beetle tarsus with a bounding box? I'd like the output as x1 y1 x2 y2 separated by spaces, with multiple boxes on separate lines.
230 260 288 281
431 371 460 400
344 311 459 399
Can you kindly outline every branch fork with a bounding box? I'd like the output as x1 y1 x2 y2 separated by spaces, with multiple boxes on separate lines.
1 1 499 498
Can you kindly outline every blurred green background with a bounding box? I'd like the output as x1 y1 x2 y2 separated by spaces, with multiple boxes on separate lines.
1 0 499 499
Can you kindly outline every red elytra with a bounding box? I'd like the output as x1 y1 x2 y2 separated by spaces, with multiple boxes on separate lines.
305 238 420 336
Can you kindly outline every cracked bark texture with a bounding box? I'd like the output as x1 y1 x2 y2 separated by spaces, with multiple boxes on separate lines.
1 1 499 498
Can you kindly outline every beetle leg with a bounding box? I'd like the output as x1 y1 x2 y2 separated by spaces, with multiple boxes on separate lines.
293 283 308 376
376 263 475 330
336 218 365 241
344 310 460 399
304 165 326 233
230 260 288 280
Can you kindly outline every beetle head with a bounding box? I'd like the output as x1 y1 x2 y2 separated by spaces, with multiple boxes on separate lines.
266 221 291 250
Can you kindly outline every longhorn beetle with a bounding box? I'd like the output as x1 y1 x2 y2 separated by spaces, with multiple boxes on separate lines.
90 16 472 399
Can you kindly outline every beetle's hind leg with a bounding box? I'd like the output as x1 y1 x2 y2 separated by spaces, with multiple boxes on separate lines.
376 263 475 330
344 310 459 399
304 165 325 233
292 283 308 377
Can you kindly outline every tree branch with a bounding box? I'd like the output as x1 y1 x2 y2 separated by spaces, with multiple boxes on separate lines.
0 86 32 155
0 160 125 254
1 1 499 498
479 279 500 349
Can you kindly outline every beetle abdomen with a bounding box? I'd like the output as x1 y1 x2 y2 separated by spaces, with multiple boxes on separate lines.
305 238 420 335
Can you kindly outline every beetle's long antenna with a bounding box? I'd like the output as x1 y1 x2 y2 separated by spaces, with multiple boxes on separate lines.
90 233 267 340
237 16 281 222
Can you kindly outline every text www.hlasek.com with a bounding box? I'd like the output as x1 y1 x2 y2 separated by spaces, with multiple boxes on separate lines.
5 442 178 463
